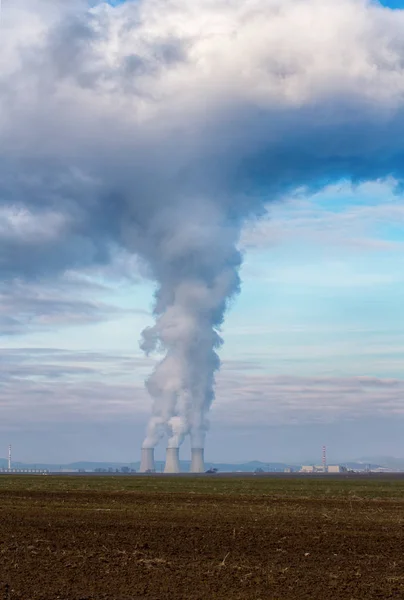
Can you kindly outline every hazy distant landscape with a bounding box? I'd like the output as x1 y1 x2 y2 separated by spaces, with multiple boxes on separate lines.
2 456 404 472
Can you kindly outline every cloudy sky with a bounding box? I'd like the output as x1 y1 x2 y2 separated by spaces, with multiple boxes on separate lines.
2 0 404 465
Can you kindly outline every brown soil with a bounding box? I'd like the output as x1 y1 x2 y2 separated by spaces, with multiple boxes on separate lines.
0 477 403 599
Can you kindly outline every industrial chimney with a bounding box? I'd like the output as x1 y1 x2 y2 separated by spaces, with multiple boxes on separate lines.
322 445 327 472
139 447 155 473
190 448 205 473
8 444 11 471
164 447 181 473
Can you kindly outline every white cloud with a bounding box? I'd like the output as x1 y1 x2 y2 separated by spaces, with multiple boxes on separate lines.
0 206 67 243
242 179 404 252
214 370 404 425
259 261 401 287
1 350 404 431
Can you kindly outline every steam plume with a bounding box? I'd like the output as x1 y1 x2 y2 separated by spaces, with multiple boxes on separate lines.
139 205 241 448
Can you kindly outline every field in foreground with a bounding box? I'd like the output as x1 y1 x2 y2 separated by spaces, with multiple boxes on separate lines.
0 475 404 599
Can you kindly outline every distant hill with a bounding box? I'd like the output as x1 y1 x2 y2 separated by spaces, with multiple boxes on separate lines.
196 461 296 473
342 462 384 471
355 456 404 470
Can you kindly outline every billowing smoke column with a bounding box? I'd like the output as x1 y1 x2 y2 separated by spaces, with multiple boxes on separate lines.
164 447 181 474
139 447 155 473
140 203 241 454
190 448 205 474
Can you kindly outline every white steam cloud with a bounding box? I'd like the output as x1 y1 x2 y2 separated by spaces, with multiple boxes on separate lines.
1 0 404 450
139 209 241 447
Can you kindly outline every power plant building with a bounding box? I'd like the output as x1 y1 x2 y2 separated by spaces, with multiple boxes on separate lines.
300 465 347 473
327 465 346 473
139 448 155 473
164 447 181 473
190 448 205 473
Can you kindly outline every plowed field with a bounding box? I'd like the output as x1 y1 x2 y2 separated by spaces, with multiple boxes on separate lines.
0 475 404 599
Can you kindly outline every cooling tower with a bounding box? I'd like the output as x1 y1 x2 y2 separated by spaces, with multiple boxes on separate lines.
190 448 205 473
139 447 155 473
164 447 181 473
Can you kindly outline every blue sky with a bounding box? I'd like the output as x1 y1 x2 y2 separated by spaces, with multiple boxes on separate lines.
2 0 404 466
380 1 404 7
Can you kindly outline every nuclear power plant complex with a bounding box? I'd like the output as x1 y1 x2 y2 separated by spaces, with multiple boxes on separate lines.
139 446 205 473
